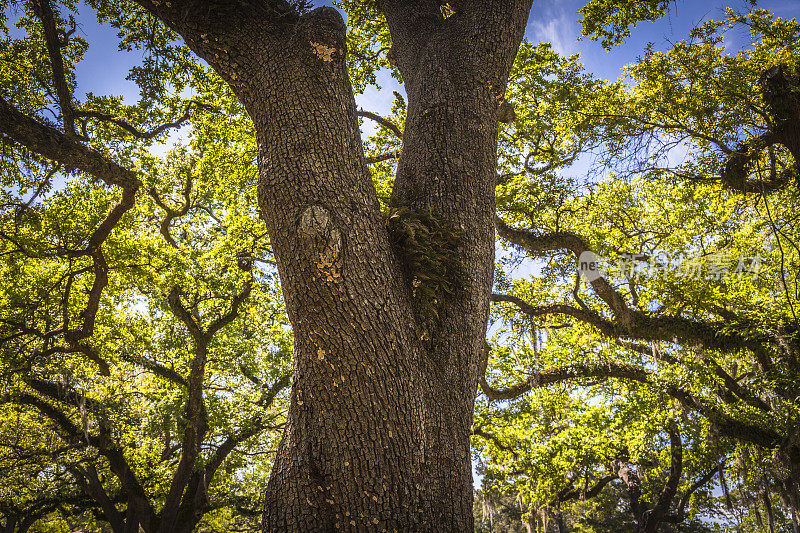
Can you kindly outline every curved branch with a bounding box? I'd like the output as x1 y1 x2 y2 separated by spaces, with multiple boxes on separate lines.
472 427 519 459
357 110 404 139
365 148 402 164
647 424 682 531
495 217 634 326
0 96 139 189
492 289 776 409
22 378 103 414
556 474 617 503
149 171 193 248
76 101 212 141
493 220 779 373
207 283 253 338
32 0 75 134
479 355 781 448
3 392 86 443
491 293 616 336
62 248 113 375
663 463 722 524
0 98 141 371
117 351 188 387
479 360 650 401
167 287 206 344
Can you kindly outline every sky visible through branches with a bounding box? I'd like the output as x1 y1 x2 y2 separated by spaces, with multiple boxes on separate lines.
4 0 799 514
6 0 798 137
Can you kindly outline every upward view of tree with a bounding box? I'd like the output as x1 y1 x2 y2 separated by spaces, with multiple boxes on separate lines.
0 0 798 531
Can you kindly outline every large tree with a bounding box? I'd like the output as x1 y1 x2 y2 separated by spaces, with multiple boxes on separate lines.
4 0 799 531
0 0 536 529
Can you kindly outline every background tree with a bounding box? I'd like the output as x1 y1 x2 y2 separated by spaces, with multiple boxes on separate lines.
0 3 292 529
474 6 800 532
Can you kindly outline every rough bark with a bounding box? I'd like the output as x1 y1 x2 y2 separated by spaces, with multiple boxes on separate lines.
126 0 532 529
245 10 425 530
382 2 532 524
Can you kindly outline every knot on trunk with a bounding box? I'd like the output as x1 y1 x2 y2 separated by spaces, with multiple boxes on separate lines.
299 204 343 282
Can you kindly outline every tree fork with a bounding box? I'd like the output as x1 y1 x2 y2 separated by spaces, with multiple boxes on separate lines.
129 0 533 529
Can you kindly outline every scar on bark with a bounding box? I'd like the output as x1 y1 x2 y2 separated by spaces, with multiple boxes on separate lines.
299 204 343 282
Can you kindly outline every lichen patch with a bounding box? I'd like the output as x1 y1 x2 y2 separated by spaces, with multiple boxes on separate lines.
309 41 337 62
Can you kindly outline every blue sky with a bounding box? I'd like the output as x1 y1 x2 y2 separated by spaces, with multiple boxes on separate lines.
525 0 800 79
8 0 800 124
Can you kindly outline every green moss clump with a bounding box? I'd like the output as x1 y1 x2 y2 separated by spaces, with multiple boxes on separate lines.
387 205 465 340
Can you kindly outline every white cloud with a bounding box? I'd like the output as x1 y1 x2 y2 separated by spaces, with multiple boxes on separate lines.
527 10 579 55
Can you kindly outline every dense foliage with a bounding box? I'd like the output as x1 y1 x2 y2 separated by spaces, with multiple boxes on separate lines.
476 7 800 533
0 1 291 530
0 0 798 531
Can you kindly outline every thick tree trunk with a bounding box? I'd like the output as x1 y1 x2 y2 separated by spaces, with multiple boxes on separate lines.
129 1 531 529
377 3 531 527
246 10 427 531
382 60 495 530
248 3 531 529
